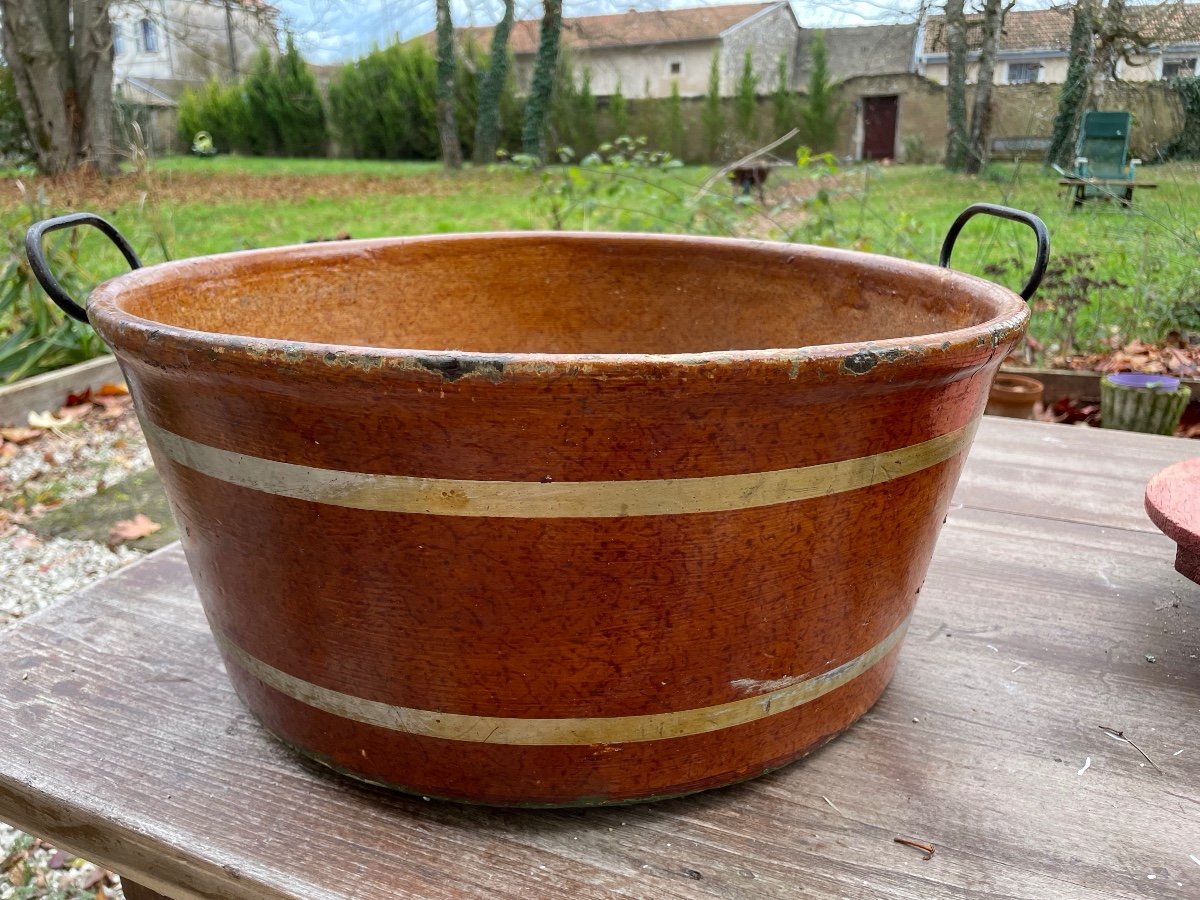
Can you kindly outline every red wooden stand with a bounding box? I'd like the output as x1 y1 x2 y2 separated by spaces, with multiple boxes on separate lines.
1145 458 1200 584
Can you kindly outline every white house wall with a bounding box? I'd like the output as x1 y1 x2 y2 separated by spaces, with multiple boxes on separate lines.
572 40 720 98
112 0 277 84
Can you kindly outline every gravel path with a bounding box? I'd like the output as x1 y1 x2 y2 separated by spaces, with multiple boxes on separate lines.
2 400 150 899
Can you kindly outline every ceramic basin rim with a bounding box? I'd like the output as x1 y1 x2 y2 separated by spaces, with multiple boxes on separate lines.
85 231 1030 375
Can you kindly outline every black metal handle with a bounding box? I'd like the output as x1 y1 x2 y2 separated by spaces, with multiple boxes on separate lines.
939 203 1049 302
25 213 142 323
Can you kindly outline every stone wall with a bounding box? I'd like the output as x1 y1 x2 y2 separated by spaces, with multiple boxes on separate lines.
833 73 1185 162
719 5 801 96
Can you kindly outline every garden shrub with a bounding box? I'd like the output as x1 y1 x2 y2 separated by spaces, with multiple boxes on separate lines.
328 42 439 159
177 79 254 154
179 36 324 157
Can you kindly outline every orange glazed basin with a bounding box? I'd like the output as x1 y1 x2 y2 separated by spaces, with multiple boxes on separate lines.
75 231 1029 806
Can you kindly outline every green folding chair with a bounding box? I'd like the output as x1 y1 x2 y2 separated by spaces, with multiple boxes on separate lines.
1072 111 1139 185
1053 111 1155 207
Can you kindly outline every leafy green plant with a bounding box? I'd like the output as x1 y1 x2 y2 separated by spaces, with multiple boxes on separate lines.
514 135 847 246
0 185 109 384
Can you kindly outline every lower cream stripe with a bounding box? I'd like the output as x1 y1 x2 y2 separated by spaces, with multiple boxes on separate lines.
215 615 909 746
143 419 976 518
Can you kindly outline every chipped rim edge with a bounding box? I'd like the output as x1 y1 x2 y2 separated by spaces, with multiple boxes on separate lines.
86 231 1030 380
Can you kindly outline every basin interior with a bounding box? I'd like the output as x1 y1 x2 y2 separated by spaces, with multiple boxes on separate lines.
114 235 1018 356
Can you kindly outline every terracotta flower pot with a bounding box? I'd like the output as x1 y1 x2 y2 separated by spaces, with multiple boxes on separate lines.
986 372 1044 419
26 206 1045 806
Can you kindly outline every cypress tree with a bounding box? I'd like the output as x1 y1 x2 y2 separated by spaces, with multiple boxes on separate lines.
702 52 724 159
610 80 629 138
578 67 597 153
799 31 843 153
771 51 794 140
734 49 759 141
273 33 326 157
667 79 684 158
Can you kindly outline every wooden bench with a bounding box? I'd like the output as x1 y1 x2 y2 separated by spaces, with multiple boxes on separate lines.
1 416 1198 898
1058 177 1158 208
990 136 1052 160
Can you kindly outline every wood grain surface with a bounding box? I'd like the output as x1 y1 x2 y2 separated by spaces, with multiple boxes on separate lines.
0 416 1197 899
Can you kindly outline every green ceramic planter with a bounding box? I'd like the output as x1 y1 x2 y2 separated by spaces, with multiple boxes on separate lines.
1100 373 1190 435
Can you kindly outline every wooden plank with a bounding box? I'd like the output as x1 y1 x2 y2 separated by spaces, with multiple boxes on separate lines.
0 421 1197 898
957 417 1198 532
0 355 123 426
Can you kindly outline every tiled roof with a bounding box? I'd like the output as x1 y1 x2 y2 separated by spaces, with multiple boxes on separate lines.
923 2 1200 55
450 2 780 55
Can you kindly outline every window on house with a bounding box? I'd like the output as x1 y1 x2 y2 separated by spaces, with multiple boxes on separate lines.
1006 62 1040 84
112 23 124 57
140 18 159 54
669 61 682 75
1162 57 1198 79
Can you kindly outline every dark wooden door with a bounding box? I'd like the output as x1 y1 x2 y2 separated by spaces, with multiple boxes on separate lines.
862 95 898 160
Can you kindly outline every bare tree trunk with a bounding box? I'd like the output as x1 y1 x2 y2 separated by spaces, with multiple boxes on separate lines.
964 0 1007 175
0 0 117 175
1046 0 1096 168
521 0 563 163
73 0 117 174
435 0 462 170
473 0 515 164
943 0 968 170
1090 0 1126 110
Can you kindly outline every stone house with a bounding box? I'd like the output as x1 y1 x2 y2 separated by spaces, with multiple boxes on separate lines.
454 1 802 99
112 0 278 99
110 0 278 152
919 3 1200 86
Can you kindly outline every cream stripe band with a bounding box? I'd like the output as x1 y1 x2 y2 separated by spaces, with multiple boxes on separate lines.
215 615 910 746
143 420 976 518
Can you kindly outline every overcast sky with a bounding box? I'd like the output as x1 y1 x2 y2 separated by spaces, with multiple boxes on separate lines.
271 0 1060 64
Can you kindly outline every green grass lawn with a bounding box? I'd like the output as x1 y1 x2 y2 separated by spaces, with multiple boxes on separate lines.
4 153 1199 381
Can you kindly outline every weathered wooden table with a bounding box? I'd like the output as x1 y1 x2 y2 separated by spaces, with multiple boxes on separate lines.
1 417 1197 899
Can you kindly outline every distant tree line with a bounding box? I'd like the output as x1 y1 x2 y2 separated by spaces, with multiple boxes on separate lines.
178 32 844 164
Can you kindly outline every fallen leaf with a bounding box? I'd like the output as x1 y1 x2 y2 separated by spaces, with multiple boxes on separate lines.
47 849 70 869
55 403 93 422
97 382 129 396
12 533 41 550
108 513 161 546
0 427 41 444
65 388 92 406
91 393 132 410
28 410 72 430
81 868 109 889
